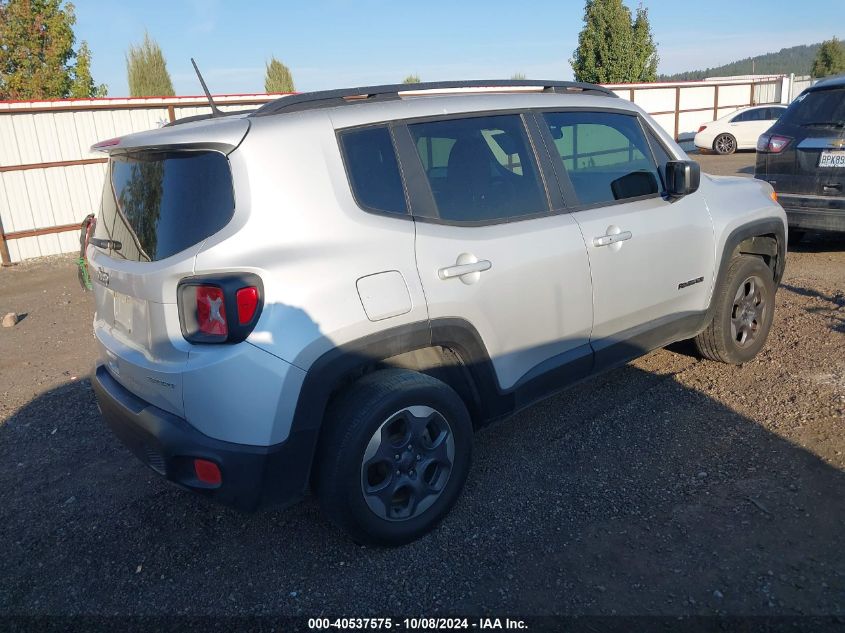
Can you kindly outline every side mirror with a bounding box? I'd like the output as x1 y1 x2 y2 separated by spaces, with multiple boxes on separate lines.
665 160 700 198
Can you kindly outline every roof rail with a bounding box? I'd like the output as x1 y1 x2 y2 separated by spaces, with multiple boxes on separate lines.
251 79 617 118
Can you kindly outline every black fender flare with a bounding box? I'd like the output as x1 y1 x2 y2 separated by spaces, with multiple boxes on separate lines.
285 318 504 493
708 217 786 322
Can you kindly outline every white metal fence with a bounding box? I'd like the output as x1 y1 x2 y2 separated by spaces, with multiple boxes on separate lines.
788 75 817 101
604 74 788 143
0 76 793 263
0 94 281 263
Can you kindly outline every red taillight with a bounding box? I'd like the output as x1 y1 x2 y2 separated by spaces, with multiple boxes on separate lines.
236 286 259 325
768 135 791 153
196 286 228 336
193 459 222 486
758 134 791 153
177 274 262 344
697 125 707 133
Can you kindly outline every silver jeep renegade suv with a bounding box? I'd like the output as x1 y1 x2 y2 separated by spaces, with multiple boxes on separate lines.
87 80 787 545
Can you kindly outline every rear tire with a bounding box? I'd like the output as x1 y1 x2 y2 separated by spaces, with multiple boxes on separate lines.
714 133 737 155
313 369 472 546
694 255 775 364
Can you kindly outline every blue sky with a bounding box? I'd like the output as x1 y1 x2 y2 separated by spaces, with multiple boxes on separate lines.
72 0 845 97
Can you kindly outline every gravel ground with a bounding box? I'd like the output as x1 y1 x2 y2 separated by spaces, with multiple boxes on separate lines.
0 153 843 622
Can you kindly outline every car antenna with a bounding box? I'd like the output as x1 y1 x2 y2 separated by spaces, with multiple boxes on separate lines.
191 57 223 117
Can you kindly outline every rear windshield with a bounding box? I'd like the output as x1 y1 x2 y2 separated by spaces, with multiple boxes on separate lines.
93 151 234 262
780 88 845 127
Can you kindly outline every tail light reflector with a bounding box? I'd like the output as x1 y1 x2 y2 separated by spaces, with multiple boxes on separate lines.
236 287 259 325
193 459 222 486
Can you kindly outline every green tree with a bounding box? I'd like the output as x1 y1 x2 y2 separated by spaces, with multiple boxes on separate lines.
264 57 295 92
402 74 421 84
70 40 107 97
0 0 76 99
630 5 658 82
126 32 174 97
510 72 527 80
570 0 658 84
811 37 845 78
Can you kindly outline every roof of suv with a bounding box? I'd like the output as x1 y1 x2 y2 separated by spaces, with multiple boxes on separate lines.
164 80 618 128
251 80 617 118
321 90 636 130
808 74 845 90
107 81 653 153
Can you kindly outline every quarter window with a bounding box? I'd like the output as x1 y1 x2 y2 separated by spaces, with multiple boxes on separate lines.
339 126 408 215
543 111 661 206
409 115 547 223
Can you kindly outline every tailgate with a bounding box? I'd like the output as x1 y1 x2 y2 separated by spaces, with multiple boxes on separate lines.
88 117 248 416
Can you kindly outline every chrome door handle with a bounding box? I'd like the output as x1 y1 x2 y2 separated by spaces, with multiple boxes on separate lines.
438 259 492 280
593 231 632 247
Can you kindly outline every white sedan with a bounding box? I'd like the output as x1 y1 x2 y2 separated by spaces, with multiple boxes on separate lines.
694 105 788 155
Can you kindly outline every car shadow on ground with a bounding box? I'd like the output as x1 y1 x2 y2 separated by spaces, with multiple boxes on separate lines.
789 232 845 254
1 355 843 620
780 282 845 334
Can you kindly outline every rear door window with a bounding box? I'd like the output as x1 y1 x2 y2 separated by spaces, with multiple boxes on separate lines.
94 151 234 262
339 126 408 215
542 111 661 206
408 114 547 223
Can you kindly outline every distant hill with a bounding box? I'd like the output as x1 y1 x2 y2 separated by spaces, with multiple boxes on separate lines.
659 43 830 81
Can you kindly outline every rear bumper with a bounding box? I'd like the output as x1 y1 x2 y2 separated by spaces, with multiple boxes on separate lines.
693 133 714 151
778 194 845 233
92 364 316 511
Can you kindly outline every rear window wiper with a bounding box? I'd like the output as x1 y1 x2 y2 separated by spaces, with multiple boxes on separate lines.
800 121 845 128
89 237 123 251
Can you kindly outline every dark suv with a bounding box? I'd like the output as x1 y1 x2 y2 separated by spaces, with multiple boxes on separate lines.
755 74 845 240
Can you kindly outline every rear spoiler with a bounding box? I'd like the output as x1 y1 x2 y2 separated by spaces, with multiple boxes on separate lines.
90 116 250 155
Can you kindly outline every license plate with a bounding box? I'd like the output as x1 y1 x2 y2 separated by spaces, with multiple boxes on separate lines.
819 150 845 167
113 292 134 334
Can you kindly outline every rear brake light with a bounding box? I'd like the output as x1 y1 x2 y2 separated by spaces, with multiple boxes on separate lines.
768 135 791 153
758 134 791 153
697 125 707 133
177 274 263 344
196 286 228 336
91 137 121 151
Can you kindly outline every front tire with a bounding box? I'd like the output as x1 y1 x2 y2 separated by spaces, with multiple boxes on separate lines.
313 369 472 546
694 255 775 364
714 133 737 155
